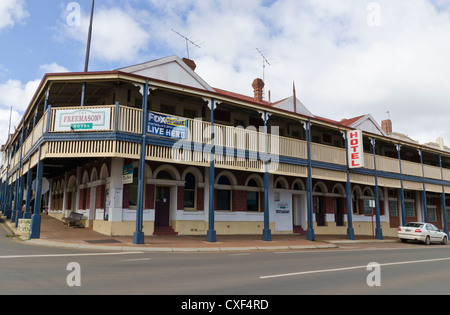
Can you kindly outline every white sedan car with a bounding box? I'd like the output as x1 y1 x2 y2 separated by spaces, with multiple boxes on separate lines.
398 222 448 245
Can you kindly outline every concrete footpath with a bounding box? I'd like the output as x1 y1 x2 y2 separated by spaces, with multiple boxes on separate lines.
1 214 399 252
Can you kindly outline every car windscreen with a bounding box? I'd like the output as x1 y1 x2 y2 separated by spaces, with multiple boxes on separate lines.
404 223 423 228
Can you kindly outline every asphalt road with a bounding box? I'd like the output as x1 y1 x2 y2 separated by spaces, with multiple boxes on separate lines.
1 223 450 299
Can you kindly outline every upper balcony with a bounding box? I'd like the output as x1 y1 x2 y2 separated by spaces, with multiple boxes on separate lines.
7 102 450 191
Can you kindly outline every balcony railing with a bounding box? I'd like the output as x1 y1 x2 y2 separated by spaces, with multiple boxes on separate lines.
7 104 449 185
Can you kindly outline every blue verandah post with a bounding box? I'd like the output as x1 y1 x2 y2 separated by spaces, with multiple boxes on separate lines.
23 167 32 219
306 119 315 241
370 138 383 240
418 149 428 223
23 110 38 220
14 126 25 227
396 145 407 226
29 146 43 239
3 146 12 218
262 111 271 242
29 105 51 239
206 98 217 243
133 80 149 245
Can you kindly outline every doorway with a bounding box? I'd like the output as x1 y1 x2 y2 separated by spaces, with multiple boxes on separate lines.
314 196 325 226
155 186 170 227
335 197 344 226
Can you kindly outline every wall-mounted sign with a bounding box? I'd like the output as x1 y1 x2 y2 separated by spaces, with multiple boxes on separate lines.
347 130 364 168
147 111 187 140
275 202 290 215
54 108 111 132
123 164 133 184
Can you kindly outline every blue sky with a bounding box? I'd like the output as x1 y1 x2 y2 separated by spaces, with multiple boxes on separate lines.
2 0 450 149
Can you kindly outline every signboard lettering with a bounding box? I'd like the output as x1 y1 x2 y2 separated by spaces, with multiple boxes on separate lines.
348 130 364 168
147 112 187 140
54 108 111 132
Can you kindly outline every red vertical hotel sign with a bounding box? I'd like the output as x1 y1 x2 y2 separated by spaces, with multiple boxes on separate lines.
348 130 364 168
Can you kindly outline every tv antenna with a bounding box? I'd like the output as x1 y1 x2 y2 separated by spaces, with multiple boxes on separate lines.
171 29 201 59
256 48 271 82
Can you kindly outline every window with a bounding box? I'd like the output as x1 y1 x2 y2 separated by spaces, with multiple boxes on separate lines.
217 175 232 211
128 168 139 209
405 201 415 217
364 199 374 215
184 109 197 119
428 207 437 222
156 170 173 180
352 191 360 214
160 104 174 115
246 179 259 212
184 173 196 210
389 200 398 216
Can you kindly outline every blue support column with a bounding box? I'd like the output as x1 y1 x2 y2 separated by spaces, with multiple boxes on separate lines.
439 154 449 236
262 111 271 242
418 149 428 223
29 146 43 239
207 98 217 243
344 132 355 240
23 111 38 220
0 180 4 214
133 80 149 245
29 104 51 239
11 170 18 223
2 146 12 216
305 119 315 241
370 138 383 240
14 126 26 227
23 168 32 219
5 177 13 219
396 145 407 226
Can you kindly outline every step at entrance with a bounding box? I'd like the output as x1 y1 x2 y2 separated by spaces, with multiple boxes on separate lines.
153 226 178 236
293 225 307 235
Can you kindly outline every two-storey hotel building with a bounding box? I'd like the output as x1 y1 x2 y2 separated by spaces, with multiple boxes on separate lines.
1 55 449 243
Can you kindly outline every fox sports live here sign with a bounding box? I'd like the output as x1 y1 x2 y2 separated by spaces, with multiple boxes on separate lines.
147 111 187 140
54 108 111 132
347 130 364 169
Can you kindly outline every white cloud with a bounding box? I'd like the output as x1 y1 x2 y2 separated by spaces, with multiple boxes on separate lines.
0 107 21 146
0 78 40 112
39 63 70 75
143 0 450 145
12 0 448 148
0 63 70 145
0 0 29 31
61 6 151 64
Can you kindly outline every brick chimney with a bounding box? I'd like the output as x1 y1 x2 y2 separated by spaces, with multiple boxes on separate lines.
252 78 265 102
182 58 197 71
381 119 392 134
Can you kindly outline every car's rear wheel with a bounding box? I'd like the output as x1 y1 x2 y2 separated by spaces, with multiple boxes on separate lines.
424 236 431 245
441 236 448 245
400 239 407 243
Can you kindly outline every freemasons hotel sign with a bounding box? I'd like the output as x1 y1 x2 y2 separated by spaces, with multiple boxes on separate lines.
54 108 111 132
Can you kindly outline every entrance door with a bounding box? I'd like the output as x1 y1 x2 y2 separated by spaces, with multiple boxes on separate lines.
314 196 325 226
155 187 170 227
335 198 344 226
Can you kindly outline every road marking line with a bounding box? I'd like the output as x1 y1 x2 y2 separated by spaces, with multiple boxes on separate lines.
121 258 152 262
260 257 450 279
0 252 144 259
